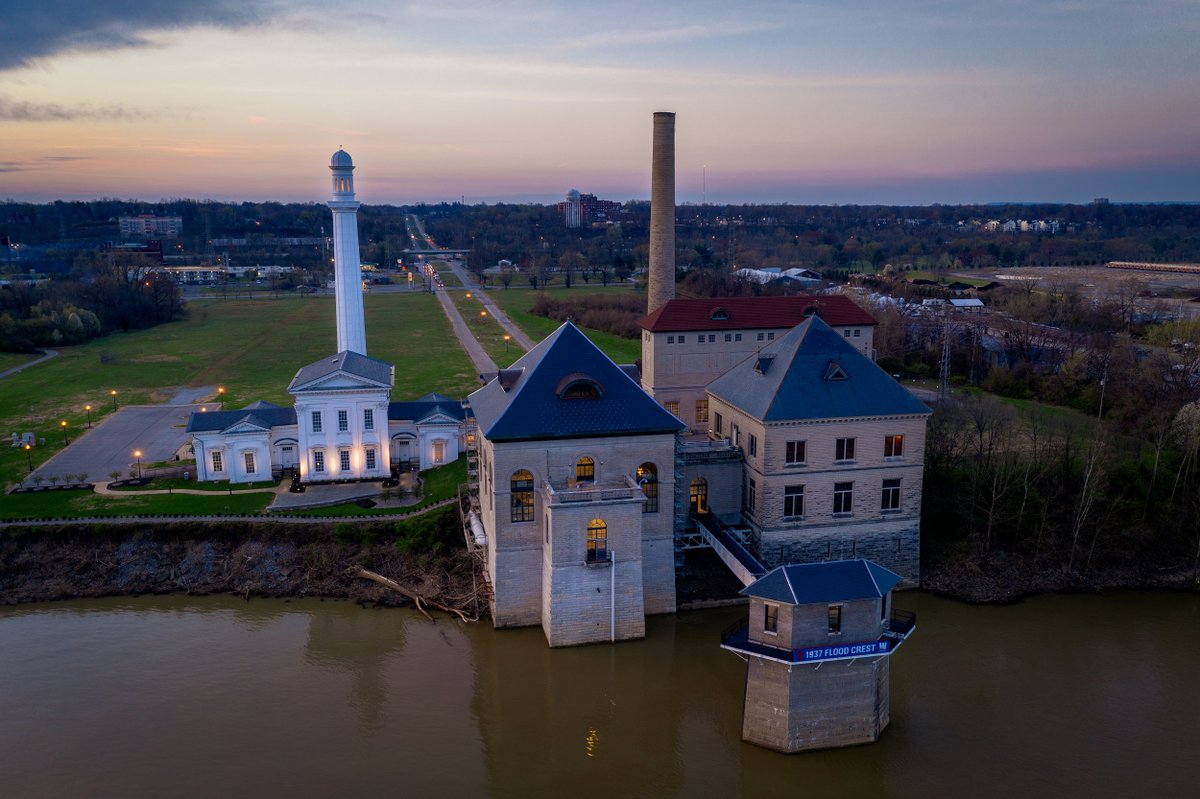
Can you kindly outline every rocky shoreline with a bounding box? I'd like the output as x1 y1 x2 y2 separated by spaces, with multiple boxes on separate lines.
2 522 1195 608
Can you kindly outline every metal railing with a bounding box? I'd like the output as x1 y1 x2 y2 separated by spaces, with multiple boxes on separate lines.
540 476 642 505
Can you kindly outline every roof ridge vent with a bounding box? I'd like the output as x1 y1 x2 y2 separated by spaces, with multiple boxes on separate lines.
825 359 849 381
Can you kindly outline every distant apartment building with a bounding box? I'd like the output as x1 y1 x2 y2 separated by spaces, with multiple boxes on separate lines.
558 190 623 228
119 215 183 238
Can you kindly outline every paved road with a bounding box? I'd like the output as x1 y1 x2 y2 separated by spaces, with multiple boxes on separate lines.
22 404 203 483
435 286 497 377
0 349 58 380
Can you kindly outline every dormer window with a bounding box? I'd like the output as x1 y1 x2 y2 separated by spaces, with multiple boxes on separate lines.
556 373 604 400
825 360 849 381
711 308 729 321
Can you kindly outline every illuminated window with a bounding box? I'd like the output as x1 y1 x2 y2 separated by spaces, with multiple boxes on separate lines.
638 462 658 513
586 518 608 562
576 456 595 484
884 434 904 458
511 469 534 523
339 449 351 471
695 400 709 425
664 401 680 417
690 477 708 514
313 450 325 473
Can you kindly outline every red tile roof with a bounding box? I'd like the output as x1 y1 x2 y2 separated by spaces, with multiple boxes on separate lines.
640 295 877 333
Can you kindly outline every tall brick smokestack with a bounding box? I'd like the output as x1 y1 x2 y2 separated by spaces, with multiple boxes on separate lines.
648 111 676 315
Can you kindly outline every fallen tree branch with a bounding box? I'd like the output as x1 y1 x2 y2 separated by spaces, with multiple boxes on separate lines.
351 567 475 622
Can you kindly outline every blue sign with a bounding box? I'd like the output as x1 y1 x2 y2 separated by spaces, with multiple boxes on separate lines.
797 639 891 663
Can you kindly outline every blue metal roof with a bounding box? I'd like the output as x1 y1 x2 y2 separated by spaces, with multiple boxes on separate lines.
468 321 685 442
388 398 465 424
707 316 930 422
740 559 903 605
186 405 297 433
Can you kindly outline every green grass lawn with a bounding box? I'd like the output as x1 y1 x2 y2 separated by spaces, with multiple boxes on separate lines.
0 488 274 520
448 291 524 367
483 287 643 364
108 477 280 492
0 293 477 489
0 352 41 373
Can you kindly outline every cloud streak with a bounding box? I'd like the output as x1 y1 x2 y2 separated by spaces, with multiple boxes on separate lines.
0 0 283 71
0 96 152 122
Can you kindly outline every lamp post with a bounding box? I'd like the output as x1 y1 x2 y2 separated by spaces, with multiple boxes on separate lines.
60 420 70 446
24 443 32 473
480 310 487 318
465 292 471 299
218 386 226 410
84 404 93 429
133 450 143 479
111 389 118 411
503 334 511 351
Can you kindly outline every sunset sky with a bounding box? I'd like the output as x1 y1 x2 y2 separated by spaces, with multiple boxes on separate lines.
2 0 1199 205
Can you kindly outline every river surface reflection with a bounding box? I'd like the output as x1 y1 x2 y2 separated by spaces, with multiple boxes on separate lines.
1 591 1197 798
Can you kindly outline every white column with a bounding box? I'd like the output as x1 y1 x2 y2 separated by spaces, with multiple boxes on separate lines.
329 151 368 355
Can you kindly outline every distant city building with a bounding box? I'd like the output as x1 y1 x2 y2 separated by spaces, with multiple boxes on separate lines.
557 190 622 228
119 215 183 238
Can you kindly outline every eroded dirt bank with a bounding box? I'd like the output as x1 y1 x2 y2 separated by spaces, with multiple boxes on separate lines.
0 518 480 613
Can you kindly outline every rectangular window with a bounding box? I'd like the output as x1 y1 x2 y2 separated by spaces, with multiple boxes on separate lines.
365 448 377 470
784 485 804 518
337 410 349 433
363 408 374 431
828 605 843 634
882 478 901 511
211 451 224 473
339 449 351 471
732 424 741 446
311 411 322 433
313 450 325 473
835 437 856 462
764 603 779 633
664 400 680 417
724 333 732 342
709 334 716 342
833 481 853 515
679 335 686 344
695 399 709 425
748 434 758 457
586 522 608 563
714 412 723 435
244 451 256 474
884 434 904 458
735 333 742 342
745 477 756 516
667 335 675 344
854 328 861 338
767 332 775 340
698 335 706 345
756 332 764 341
785 440 806 465
844 329 852 338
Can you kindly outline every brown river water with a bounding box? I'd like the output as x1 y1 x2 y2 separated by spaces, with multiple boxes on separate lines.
1 590 1197 798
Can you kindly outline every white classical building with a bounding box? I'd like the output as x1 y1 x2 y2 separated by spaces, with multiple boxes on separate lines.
187 151 463 484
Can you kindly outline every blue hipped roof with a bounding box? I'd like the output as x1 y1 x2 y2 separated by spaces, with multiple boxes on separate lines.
186 404 297 433
741 559 902 605
469 321 684 442
707 316 930 422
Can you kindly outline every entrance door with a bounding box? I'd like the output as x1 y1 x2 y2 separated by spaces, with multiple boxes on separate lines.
432 439 445 466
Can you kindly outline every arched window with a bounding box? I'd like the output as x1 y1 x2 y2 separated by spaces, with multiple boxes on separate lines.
576 456 595 484
637 462 658 513
586 518 608 562
511 469 534 523
689 477 708 515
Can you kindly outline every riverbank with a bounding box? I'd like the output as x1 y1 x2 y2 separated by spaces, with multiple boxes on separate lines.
921 551 1199 603
0 515 481 613
3 520 1196 607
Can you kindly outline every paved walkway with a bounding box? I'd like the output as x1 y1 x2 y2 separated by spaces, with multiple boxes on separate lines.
448 262 536 350
0 349 58 380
